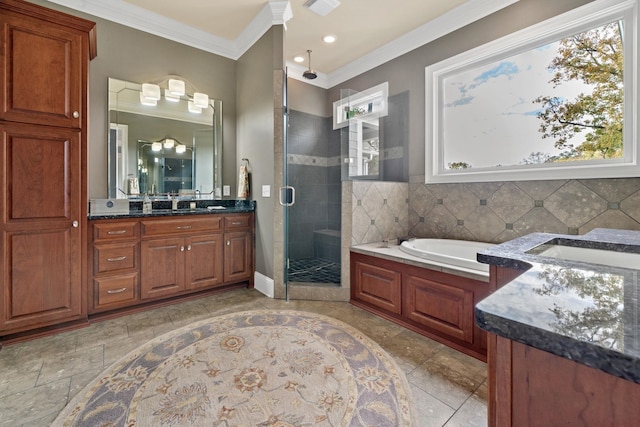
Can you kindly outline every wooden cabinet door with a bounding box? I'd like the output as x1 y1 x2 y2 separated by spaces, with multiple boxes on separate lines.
352 258 402 314
0 11 84 128
224 231 252 283
140 237 184 300
0 124 83 332
185 234 223 290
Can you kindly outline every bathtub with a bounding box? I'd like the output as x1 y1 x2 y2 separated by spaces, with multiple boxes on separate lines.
399 238 494 273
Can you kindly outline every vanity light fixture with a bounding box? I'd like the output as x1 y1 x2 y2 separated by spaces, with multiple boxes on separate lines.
163 138 175 149
175 144 186 154
151 142 162 152
141 83 161 105
168 78 185 97
164 89 180 102
193 92 209 109
188 100 202 114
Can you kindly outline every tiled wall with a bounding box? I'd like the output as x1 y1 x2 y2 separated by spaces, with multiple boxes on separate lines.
344 177 640 247
408 176 640 243
348 181 410 245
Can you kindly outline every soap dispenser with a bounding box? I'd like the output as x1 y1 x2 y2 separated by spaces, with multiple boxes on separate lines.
171 194 178 211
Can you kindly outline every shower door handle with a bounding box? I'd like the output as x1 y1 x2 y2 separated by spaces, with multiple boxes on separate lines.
279 186 295 206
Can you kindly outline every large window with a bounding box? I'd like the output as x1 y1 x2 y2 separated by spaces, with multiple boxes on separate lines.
425 0 638 183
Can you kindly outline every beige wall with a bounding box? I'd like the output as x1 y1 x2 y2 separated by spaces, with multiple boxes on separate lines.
28 0 239 200
236 27 285 278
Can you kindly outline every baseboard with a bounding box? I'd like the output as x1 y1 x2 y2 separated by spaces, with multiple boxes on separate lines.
254 271 274 298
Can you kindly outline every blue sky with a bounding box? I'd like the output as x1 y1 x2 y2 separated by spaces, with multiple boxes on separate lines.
442 41 593 169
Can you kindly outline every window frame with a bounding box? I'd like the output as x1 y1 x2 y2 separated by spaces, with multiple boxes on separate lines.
425 0 639 183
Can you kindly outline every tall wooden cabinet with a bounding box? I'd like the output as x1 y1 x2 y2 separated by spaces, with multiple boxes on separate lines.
0 0 96 337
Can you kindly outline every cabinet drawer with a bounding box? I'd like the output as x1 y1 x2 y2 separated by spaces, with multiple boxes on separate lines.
225 214 251 230
94 243 137 273
93 221 139 242
142 217 222 236
95 274 137 308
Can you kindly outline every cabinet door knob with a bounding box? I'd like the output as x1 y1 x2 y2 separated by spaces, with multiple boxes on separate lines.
72 111 79 118
72 220 79 228
187 245 191 251
226 240 230 246
180 246 185 252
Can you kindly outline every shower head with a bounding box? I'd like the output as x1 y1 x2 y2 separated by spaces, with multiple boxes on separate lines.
303 50 317 80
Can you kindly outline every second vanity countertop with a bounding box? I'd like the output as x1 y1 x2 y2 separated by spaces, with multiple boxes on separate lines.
475 228 640 384
88 199 256 220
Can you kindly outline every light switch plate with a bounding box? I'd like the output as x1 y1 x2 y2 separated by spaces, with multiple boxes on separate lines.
223 185 230 196
262 185 271 197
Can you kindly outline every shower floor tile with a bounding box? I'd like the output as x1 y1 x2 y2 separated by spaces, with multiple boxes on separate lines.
288 257 341 284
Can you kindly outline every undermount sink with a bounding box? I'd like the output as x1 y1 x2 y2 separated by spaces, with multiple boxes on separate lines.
528 244 640 269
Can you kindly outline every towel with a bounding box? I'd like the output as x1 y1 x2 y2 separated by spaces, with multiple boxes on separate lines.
237 164 249 199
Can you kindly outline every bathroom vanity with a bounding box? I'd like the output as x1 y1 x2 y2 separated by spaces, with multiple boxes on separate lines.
88 203 254 316
476 228 640 426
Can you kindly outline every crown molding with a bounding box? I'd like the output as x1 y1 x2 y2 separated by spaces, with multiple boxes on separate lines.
45 0 292 60
47 0 517 85
234 1 292 59
325 0 520 88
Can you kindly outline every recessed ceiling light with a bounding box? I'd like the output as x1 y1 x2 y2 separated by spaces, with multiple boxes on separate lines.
294 55 305 63
323 34 337 43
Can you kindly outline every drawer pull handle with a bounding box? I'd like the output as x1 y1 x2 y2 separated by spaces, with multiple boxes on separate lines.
107 230 127 235
231 222 242 225
176 225 192 230
107 287 127 294
107 256 127 262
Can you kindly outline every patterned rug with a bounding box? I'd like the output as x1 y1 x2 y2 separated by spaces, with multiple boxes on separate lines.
53 310 414 426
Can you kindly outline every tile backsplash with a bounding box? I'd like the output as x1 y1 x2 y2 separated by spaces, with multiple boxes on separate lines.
347 177 640 245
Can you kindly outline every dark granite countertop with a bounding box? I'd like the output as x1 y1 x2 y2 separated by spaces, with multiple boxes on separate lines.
88 199 255 220
475 228 640 384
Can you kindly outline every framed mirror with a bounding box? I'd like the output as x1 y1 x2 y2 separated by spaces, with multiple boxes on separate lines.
108 77 223 199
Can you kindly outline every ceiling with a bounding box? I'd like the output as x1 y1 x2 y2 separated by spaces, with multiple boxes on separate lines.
46 0 519 88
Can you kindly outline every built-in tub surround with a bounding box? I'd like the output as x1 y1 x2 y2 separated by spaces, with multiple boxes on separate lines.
476 228 640 383
351 240 491 360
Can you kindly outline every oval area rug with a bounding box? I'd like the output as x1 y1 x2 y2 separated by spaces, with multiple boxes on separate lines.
53 309 414 426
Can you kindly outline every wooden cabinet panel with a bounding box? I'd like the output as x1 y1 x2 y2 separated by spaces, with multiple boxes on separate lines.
95 273 137 309
140 237 184 299
2 228 82 330
1 124 80 222
185 234 223 290
224 231 252 283
404 275 474 343
93 221 138 242
94 242 136 273
0 8 90 128
352 260 402 314
141 216 222 237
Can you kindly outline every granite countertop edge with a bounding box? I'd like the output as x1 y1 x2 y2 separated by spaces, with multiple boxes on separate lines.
475 227 640 384
88 200 256 220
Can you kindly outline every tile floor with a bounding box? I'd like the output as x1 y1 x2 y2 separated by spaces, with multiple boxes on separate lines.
0 288 487 426
288 257 342 284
